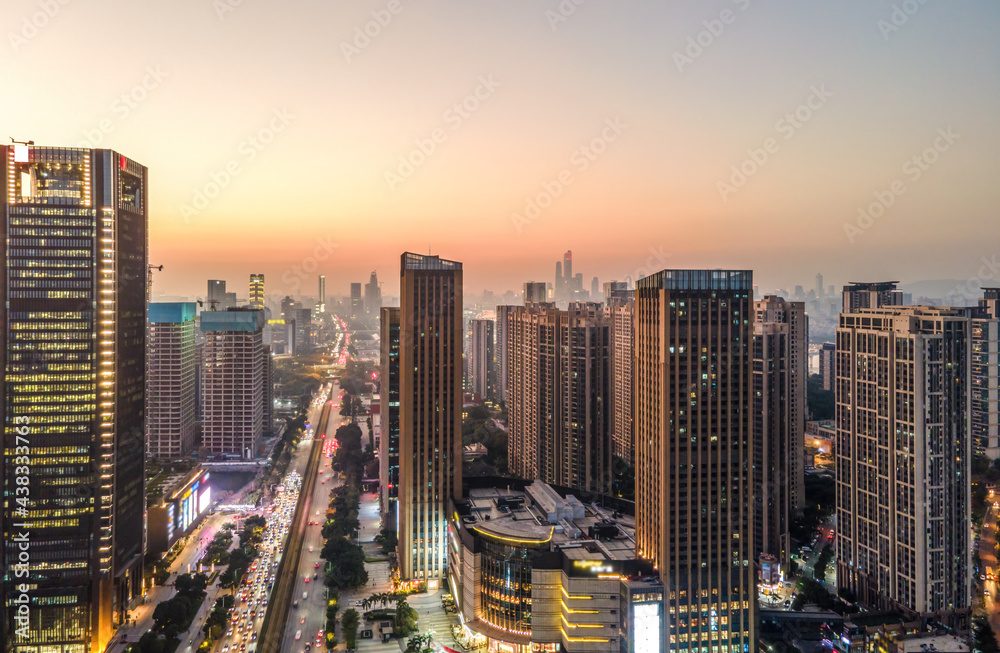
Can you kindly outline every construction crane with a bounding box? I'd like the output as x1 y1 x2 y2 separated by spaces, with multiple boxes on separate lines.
147 264 163 299
196 299 219 311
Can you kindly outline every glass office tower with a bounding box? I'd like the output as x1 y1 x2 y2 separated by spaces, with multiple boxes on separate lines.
1 145 147 652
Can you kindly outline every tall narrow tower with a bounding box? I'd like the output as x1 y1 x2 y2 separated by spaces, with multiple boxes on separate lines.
397 253 463 583
634 269 756 651
249 273 265 310
1 144 147 651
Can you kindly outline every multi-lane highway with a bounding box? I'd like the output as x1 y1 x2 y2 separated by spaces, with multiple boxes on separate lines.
280 385 347 653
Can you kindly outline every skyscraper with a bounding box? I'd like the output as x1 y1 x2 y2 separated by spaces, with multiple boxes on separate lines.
973 289 1000 459
148 303 198 460
351 282 363 318
365 270 382 316
294 307 313 354
591 276 600 302
249 273 265 310
379 307 401 528
1 144 147 650
634 269 756 651
554 261 563 301
523 281 547 304
208 279 226 308
496 305 512 406
835 306 971 625
563 250 573 284
468 318 496 402
608 297 635 463
815 272 824 299
397 253 463 583
200 309 267 459
316 274 326 315
752 295 806 573
507 302 612 494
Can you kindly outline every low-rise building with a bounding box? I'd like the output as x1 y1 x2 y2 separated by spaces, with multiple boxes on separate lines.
147 466 213 560
448 479 662 653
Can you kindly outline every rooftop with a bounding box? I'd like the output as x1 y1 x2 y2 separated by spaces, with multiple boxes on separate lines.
457 481 637 561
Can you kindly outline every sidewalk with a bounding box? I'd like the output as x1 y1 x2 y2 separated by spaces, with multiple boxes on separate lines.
106 515 242 653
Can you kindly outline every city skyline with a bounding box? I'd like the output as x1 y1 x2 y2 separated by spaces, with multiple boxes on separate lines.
3 1 998 297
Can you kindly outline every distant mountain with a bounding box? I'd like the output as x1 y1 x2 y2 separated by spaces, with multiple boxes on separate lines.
900 279 967 300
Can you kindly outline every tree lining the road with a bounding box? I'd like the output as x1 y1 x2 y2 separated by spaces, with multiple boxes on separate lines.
132 573 210 653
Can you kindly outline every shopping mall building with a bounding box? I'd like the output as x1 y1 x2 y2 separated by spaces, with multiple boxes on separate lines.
447 480 663 653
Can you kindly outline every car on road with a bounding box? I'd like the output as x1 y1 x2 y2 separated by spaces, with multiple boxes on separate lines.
308 546 313 552
304 577 310 583
295 630 302 640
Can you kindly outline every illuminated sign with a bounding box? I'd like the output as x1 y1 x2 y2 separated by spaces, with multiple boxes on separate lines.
13 145 29 163
573 560 614 574
633 603 661 653
198 486 212 514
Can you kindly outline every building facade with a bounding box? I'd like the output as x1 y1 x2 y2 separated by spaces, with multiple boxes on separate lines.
496 305 512 406
1 144 147 652
249 273 265 310
365 270 381 316
148 302 198 460
752 295 806 573
200 309 267 459
397 253 463 582
448 480 662 653
467 318 496 402
608 298 635 463
351 282 363 318
634 269 756 653
819 341 836 392
524 281 547 304
973 289 1000 459
835 306 971 626
842 281 904 313
379 306 401 530
507 302 612 495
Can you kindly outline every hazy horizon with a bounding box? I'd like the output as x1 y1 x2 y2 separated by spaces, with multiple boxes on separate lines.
4 0 999 298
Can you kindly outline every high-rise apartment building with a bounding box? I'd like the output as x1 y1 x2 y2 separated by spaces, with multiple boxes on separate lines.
634 269 756 652
835 306 971 625
842 281 904 313
468 318 496 402
496 305 512 405
973 289 1000 459
818 342 836 392
507 302 612 494
604 280 630 306
608 298 634 463
397 253 463 583
379 307 401 528
249 274 265 310
523 281 547 304
1 144 147 651
752 295 806 572
365 270 382 316
148 303 198 460
200 309 267 459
